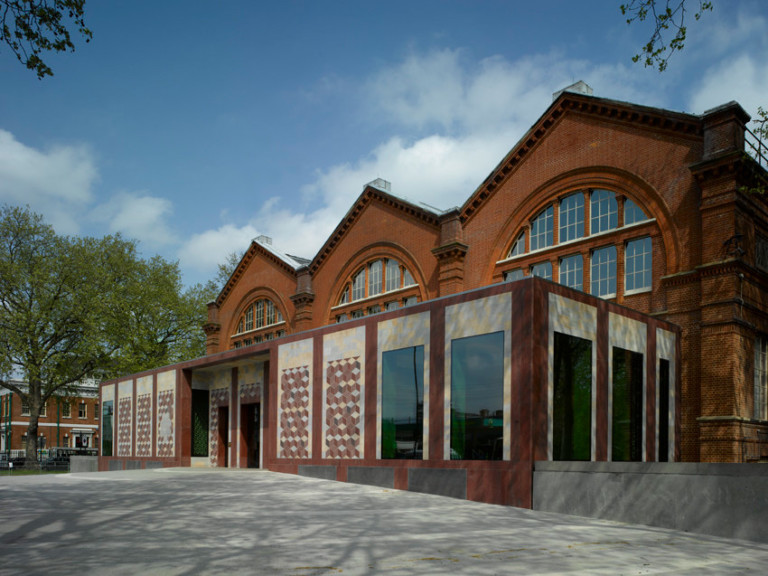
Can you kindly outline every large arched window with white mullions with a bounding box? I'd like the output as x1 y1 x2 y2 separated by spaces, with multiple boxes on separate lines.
333 257 419 323
500 189 654 299
231 297 287 349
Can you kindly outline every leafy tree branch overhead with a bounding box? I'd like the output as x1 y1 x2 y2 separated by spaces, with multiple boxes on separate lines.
0 0 91 78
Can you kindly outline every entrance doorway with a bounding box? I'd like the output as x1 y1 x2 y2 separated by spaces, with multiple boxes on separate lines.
241 403 261 468
217 406 229 467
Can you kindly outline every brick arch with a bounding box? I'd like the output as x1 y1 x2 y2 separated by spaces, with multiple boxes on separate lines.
323 241 429 321
228 287 292 340
486 166 682 283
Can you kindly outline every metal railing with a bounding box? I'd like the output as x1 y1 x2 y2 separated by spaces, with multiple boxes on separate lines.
745 126 767 169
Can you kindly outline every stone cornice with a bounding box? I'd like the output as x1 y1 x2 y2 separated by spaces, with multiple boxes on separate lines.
432 241 469 262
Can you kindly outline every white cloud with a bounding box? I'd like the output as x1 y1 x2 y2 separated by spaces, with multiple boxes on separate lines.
91 192 177 248
0 130 97 234
178 223 260 279
180 49 669 283
688 53 768 117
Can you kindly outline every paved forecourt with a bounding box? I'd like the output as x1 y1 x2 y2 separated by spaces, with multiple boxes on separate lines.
1 468 767 575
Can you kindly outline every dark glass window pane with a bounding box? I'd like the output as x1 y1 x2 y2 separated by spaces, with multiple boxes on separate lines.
102 400 114 457
658 359 670 462
192 389 210 457
612 347 644 461
451 332 504 460
381 346 424 459
553 332 592 460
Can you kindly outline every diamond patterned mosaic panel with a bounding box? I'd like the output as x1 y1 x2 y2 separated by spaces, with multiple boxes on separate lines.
324 357 362 458
209 388 229 466
117 397 132 457
240 381 261 403
157 389 175 457
135 394 152 457
279 366 311 458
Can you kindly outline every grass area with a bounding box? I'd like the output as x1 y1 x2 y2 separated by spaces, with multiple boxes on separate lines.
0 469 69 476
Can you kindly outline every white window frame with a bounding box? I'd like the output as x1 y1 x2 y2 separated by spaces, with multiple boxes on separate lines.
625 237 652 294
591 245 617 298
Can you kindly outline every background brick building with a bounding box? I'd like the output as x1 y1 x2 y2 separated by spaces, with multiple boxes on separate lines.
1 379 100 454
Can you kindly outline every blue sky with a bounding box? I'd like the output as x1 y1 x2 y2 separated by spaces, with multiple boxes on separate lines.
2 1 767 286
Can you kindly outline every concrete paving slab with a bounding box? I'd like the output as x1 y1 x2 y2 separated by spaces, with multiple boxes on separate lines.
1 468 767 575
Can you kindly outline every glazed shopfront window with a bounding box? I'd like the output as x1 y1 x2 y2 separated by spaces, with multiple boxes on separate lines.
381 346 424 459
612 346 644 461
553 332 592 460
450 332 504 460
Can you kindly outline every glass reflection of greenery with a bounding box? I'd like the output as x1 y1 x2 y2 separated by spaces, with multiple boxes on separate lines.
451 332 504 460
102 400 114 457
553 332 592 460
612 347 644 461
381 346 424 459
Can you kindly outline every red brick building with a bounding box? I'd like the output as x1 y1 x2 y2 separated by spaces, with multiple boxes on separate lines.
1 380 100 454
99 88 768 505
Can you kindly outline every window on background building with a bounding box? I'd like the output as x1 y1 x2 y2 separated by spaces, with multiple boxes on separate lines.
755 337 768 421
508 232 526 258
559 193 584 243
559 255 583 290
255 300 265 329
612 347 644 461
335 258 419 317
553 333 592 460
233 297 285 347
658 358 670 462
624 198 649 226
368 260 383 296
21 400 29 416
531 261 552 281
530 205 554 251
381 346 424 459
625 237 652 292
61 402 71 418
591 246 617 298
504 269 525 282
78 403 87 419
351 269 366 301
591 189 618 234
102 400 114 457
386 259 401 292
451 331 505 460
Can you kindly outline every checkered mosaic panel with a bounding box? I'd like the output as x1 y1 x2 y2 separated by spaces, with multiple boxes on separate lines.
240 381 261 403
279 366 311 458
135 394 152 457
157 389 175 457
209 388 229 466
325 357 362 458
117 397 132 457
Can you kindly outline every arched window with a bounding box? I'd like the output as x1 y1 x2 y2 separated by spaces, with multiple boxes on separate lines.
530 206 554 251
334 257 420 322
231 297 286 348
500 188 656 299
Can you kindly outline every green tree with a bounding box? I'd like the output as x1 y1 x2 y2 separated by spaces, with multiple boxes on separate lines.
621 0 713 72
1 0 91 79
216 250 244 290
622 2 767 172
0 205 210 466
